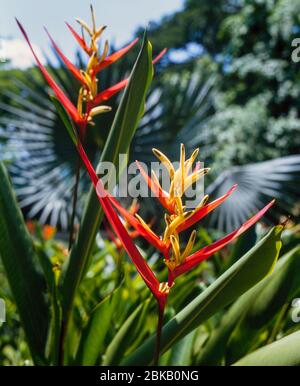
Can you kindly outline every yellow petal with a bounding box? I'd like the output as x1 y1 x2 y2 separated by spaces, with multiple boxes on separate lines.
173 191 184 215
94 25 107 40
90 4 97 33
100 40 109 62
152 148 175 179
180 143 185 193
76 18 93 37
89 105 112 117
163 211 192 241
185 148 199 176
181 230 196 261
183 167 210 193
135 213 157 238
170 234 180 263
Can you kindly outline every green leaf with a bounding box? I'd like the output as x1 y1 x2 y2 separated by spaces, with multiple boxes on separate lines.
122 225 283 365
50 95 78 145
102 299 150 365
226 244 300 363
61 32 153 322
196 245 300 365
225 226 257 271
35 245 62 364
233 331 300 366
166 330 196 365
0 162 49 364
75 284 122 365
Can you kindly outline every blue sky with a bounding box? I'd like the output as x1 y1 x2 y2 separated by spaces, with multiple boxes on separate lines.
0 0 184 68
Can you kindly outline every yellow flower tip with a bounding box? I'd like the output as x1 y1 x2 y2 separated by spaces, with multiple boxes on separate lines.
170 234 180 254
90 4 96 30
152 148 175 179
158 281 173 295
181 229 197 261
164 259 176 272
202 194 209 204
163 210 192 241
100 40 109 61
135 213 157 237
75 18 93 36
189 148 199 163
95 26 107 40
183 210 193 219
152 148 160 157
89 105 112 117
190 229 197 242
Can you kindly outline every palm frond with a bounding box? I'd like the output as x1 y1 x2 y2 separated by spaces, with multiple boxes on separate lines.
206 155 300 232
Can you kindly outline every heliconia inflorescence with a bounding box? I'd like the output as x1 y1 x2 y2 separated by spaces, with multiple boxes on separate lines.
16 5 166 136
73 140 274 309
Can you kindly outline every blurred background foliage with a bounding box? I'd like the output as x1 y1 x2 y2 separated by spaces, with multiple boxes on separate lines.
0 0 300 365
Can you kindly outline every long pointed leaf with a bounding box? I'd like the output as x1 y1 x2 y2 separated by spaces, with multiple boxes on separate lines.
75 284 122 365
0 162 49 364
196 245 300 365
233 331 300 366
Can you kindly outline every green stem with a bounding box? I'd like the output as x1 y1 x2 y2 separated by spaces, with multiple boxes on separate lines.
153 300 166 366
68 154 81 250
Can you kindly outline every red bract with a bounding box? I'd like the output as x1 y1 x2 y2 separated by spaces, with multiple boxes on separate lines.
92 79 129 106
44 28 88 87
152 48 167 65
16 19 84 126
66 22 93 56
94 38 139 73
172 200 275 279
108 194 165 253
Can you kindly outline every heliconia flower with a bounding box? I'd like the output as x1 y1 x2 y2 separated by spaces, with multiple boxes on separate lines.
109 182 239 254
17 9 167 133
67 123 274 305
